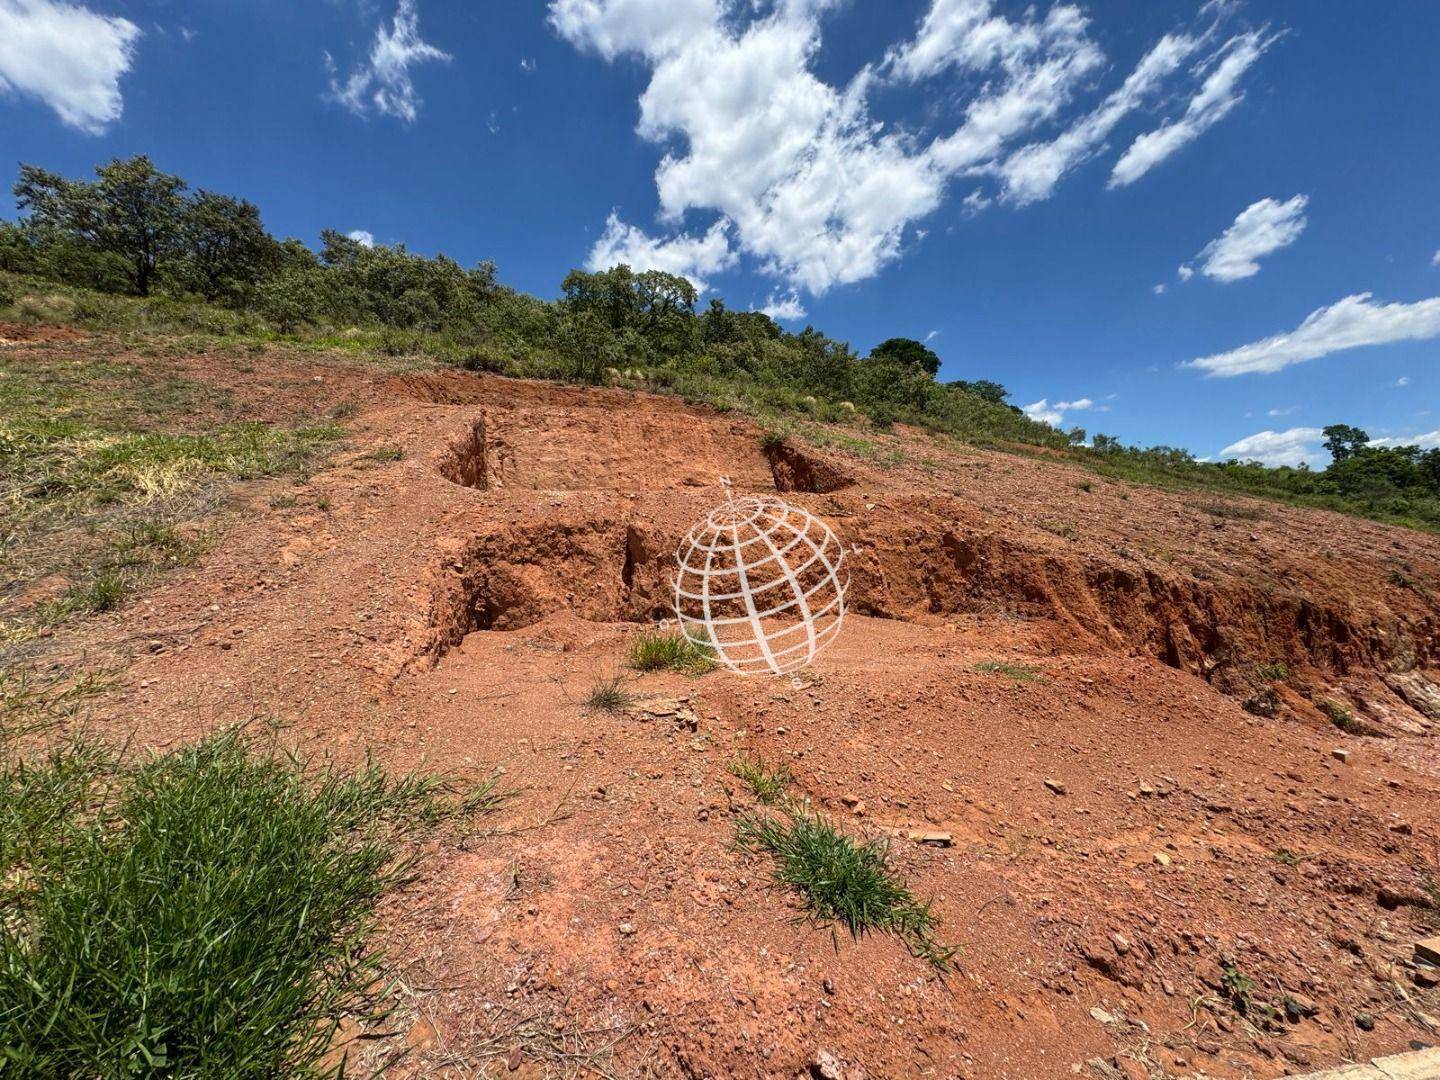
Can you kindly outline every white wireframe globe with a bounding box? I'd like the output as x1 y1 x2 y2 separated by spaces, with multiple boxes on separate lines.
672 487 848 677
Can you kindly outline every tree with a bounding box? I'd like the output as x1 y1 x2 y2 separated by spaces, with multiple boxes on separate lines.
178 191 278 301
15 155 187 295
1322 424 1370 464
948 378 1009 406
869 337 941 377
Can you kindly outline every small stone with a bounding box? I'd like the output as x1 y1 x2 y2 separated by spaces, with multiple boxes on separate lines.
1331 747 1350 764
1153 852 1171 867
1355 1012 1375 1031
908 830 953 846
1089 1006 1118 1025
1044 779 1067 796
506 1046 524 1071
812 1049 845 1080
617 922 636 936
1388 820 1413 835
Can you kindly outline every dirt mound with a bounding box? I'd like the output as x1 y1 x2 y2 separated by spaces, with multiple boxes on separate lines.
65 363 1440 1078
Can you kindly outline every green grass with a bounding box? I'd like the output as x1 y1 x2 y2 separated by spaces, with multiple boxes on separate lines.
0 346 345 646
735 807 955 970
584 673 634 713
1271 847 1312 867
0 725 502 1077
1257 661 1289 681
973 660 1042 682
1318 698 1367 735
728 753 792 805
628 630 714 675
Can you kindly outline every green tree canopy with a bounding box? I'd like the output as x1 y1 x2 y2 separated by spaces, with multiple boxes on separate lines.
870 337 941 377
15 155 187 296
1322 423 1370 463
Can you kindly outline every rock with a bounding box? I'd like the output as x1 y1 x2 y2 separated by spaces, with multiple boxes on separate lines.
908 830 953 846
1153 852 1171 867
1044 779 1067 796
1388 820 1413 835
1379 885 1436 911
1089 1006 1119 1025
822 977 836 995
1332 747 1351 764
506 1046 524 1071
618 922 636 936
1382 671 1440 721
1412 966 1438 989
1113 1056 1147 1080
1355 1012 1375 1031
811 1049 845 1080
1416 935 1440 967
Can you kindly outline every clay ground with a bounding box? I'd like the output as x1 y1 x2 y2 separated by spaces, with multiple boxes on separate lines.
12 339 1440 1079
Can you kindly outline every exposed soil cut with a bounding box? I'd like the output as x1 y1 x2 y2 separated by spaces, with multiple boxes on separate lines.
41 356 1440 1079
764 439 856 493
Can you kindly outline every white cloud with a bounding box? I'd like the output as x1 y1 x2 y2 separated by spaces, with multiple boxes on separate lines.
1266 406 1294 417
327 0 449 123
1110 29 1275 188
1177 263 1195 281
1219 426 1323 467
1395 376 1410 388
1370 430 1440 450
924 329 940 342
1023 396 1093 426
1187 292 1440 377
1189 195 1307 282
1432 249 1439 267
586 211 736 291
1153 283 1166 295
0 0 139 133
552 0 1261 297
995 30 1201 205
757 290 806 321
520 57 535 72
347 229 375 247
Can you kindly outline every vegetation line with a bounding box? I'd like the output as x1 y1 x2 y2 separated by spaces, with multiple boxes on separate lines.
3 154 1437 532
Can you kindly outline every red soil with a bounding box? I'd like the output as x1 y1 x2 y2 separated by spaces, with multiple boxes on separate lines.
50 361 1440 1078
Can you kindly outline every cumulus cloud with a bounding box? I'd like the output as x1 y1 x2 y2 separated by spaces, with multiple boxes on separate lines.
1432 249 1440 267
327 0 449 123
553 0 1271 296
1218 427 1323 467
757 291 806 321
1188 195 1307 282
1023 396 1093 426
586 212 736 291
1110 28 1275 188
1187 292 1440 377
347 229 376 247
0 0 139 133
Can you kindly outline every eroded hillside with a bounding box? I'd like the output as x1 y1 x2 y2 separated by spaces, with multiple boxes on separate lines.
18 348 1440 1079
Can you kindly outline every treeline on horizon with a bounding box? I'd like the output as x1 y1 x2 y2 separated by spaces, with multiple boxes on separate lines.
2 155 1437 530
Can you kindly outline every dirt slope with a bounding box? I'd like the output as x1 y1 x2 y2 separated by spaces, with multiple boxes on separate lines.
63 363 1440 1078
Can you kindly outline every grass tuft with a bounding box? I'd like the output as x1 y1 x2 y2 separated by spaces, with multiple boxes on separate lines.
1257 661 1289 681
0 726 500 1077
1318 698 1366 735
973 660 1041 682
735 807 955 969
628 630 714 675
728 753 792 805
584 673 635 713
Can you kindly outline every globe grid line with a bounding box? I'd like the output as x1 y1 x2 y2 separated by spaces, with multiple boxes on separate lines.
671 479 848 677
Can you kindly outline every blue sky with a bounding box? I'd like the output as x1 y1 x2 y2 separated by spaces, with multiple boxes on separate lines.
1 0 1436 465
